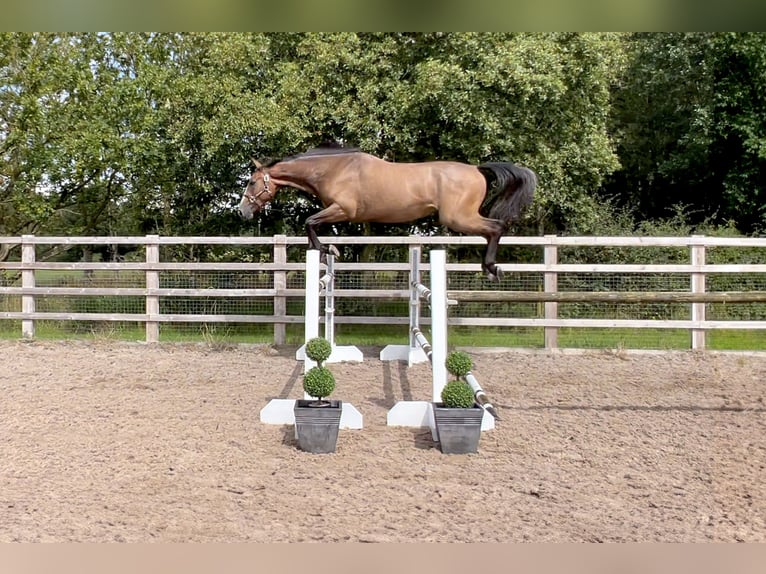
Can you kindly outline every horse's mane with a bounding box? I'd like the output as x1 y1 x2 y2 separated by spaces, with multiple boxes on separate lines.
280 141 361 163
258 142 361 168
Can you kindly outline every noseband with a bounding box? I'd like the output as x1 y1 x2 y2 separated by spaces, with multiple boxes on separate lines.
245 171 273 209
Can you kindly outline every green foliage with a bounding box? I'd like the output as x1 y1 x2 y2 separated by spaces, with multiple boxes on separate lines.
604 32 766 234
303 337 337 402
0 32 630 250
445 350 473 377
440 380 476 409
304 337 332 364
5 31 766 247
303 366 336 401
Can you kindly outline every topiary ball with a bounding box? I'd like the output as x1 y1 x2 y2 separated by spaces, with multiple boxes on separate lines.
445 350 473 377
440 379 476 408
304 337 332 364
303 366 336 400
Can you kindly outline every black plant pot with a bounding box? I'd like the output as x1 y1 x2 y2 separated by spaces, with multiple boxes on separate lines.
293 399 342 453
432 403 483 454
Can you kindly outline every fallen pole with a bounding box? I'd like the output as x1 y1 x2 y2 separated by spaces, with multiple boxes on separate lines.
411 326 433 364
464 371 499 420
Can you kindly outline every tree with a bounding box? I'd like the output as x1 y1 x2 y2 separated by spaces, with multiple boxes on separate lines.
1 33 166 260
0 34 68 248
262 33 626 238
711 32 766 232
2 33 629 252
603 33 766 234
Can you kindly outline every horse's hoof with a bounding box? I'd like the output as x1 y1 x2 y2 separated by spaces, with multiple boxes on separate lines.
485 265 503 282
319 245 340 264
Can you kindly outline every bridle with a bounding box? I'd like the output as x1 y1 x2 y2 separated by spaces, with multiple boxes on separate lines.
244 169 273 210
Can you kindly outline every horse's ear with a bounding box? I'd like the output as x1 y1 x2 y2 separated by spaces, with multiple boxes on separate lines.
251 158 262 169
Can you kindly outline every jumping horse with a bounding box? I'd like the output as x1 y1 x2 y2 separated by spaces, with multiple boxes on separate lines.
238 144 536 281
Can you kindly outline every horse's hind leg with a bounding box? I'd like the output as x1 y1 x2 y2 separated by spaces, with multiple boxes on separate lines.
442 212 506 281
482 227 505 282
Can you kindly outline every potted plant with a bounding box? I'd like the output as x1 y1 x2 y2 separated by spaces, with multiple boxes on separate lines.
432 350 484 454
293 337 342 453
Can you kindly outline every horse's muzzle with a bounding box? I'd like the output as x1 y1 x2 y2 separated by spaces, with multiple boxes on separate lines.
238 201 254 220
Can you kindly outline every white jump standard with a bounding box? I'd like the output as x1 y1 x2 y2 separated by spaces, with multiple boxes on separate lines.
381 248 495 436
296 249 363 368
260 248 363 429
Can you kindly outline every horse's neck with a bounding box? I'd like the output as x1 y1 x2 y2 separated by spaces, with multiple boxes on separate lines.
271 156 350 194
269 161 318 194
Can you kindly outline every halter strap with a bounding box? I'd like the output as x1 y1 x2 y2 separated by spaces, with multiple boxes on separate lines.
247 172 273 208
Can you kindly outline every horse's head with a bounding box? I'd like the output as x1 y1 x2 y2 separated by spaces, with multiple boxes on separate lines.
238 160 274 220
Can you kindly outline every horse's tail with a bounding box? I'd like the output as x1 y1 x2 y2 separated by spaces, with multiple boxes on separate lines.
477 162 536 228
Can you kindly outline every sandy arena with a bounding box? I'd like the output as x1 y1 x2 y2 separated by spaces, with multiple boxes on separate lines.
1 340 764 542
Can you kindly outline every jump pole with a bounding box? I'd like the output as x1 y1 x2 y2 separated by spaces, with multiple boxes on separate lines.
381 248 495 437
260 248 363 429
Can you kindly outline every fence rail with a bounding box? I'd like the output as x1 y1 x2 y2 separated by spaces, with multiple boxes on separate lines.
2 233 766 350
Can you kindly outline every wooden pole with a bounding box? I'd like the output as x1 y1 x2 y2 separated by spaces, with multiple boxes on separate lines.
445 290 766 304
145 235 160 343
544 236 558 349
691 236 706 350
21 235 35 339
272 234 287 345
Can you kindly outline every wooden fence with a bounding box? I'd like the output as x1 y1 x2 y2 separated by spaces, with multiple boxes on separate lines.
2 234 766 350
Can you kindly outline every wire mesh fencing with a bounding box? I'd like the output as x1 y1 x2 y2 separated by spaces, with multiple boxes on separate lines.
3 235 766 350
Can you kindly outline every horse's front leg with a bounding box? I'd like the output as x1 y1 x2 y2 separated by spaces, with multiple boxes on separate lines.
305 204 346 259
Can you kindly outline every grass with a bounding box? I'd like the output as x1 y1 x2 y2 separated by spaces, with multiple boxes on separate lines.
708 329 766 350
4 321 763 351
5 269 766 350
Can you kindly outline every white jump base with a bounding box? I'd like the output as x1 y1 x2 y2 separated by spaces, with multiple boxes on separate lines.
386 401 494 432
296 344 363 365
378 343 428 365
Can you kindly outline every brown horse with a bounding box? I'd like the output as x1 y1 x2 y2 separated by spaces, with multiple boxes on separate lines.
238 144 536 281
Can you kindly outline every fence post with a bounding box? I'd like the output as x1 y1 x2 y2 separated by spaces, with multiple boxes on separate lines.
544 235 558 349
21 235 35 339
273 234 287 345
690 235 706 350
145 235 160 343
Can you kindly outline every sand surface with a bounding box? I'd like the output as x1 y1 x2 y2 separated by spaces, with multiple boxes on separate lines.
1 340 764 542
